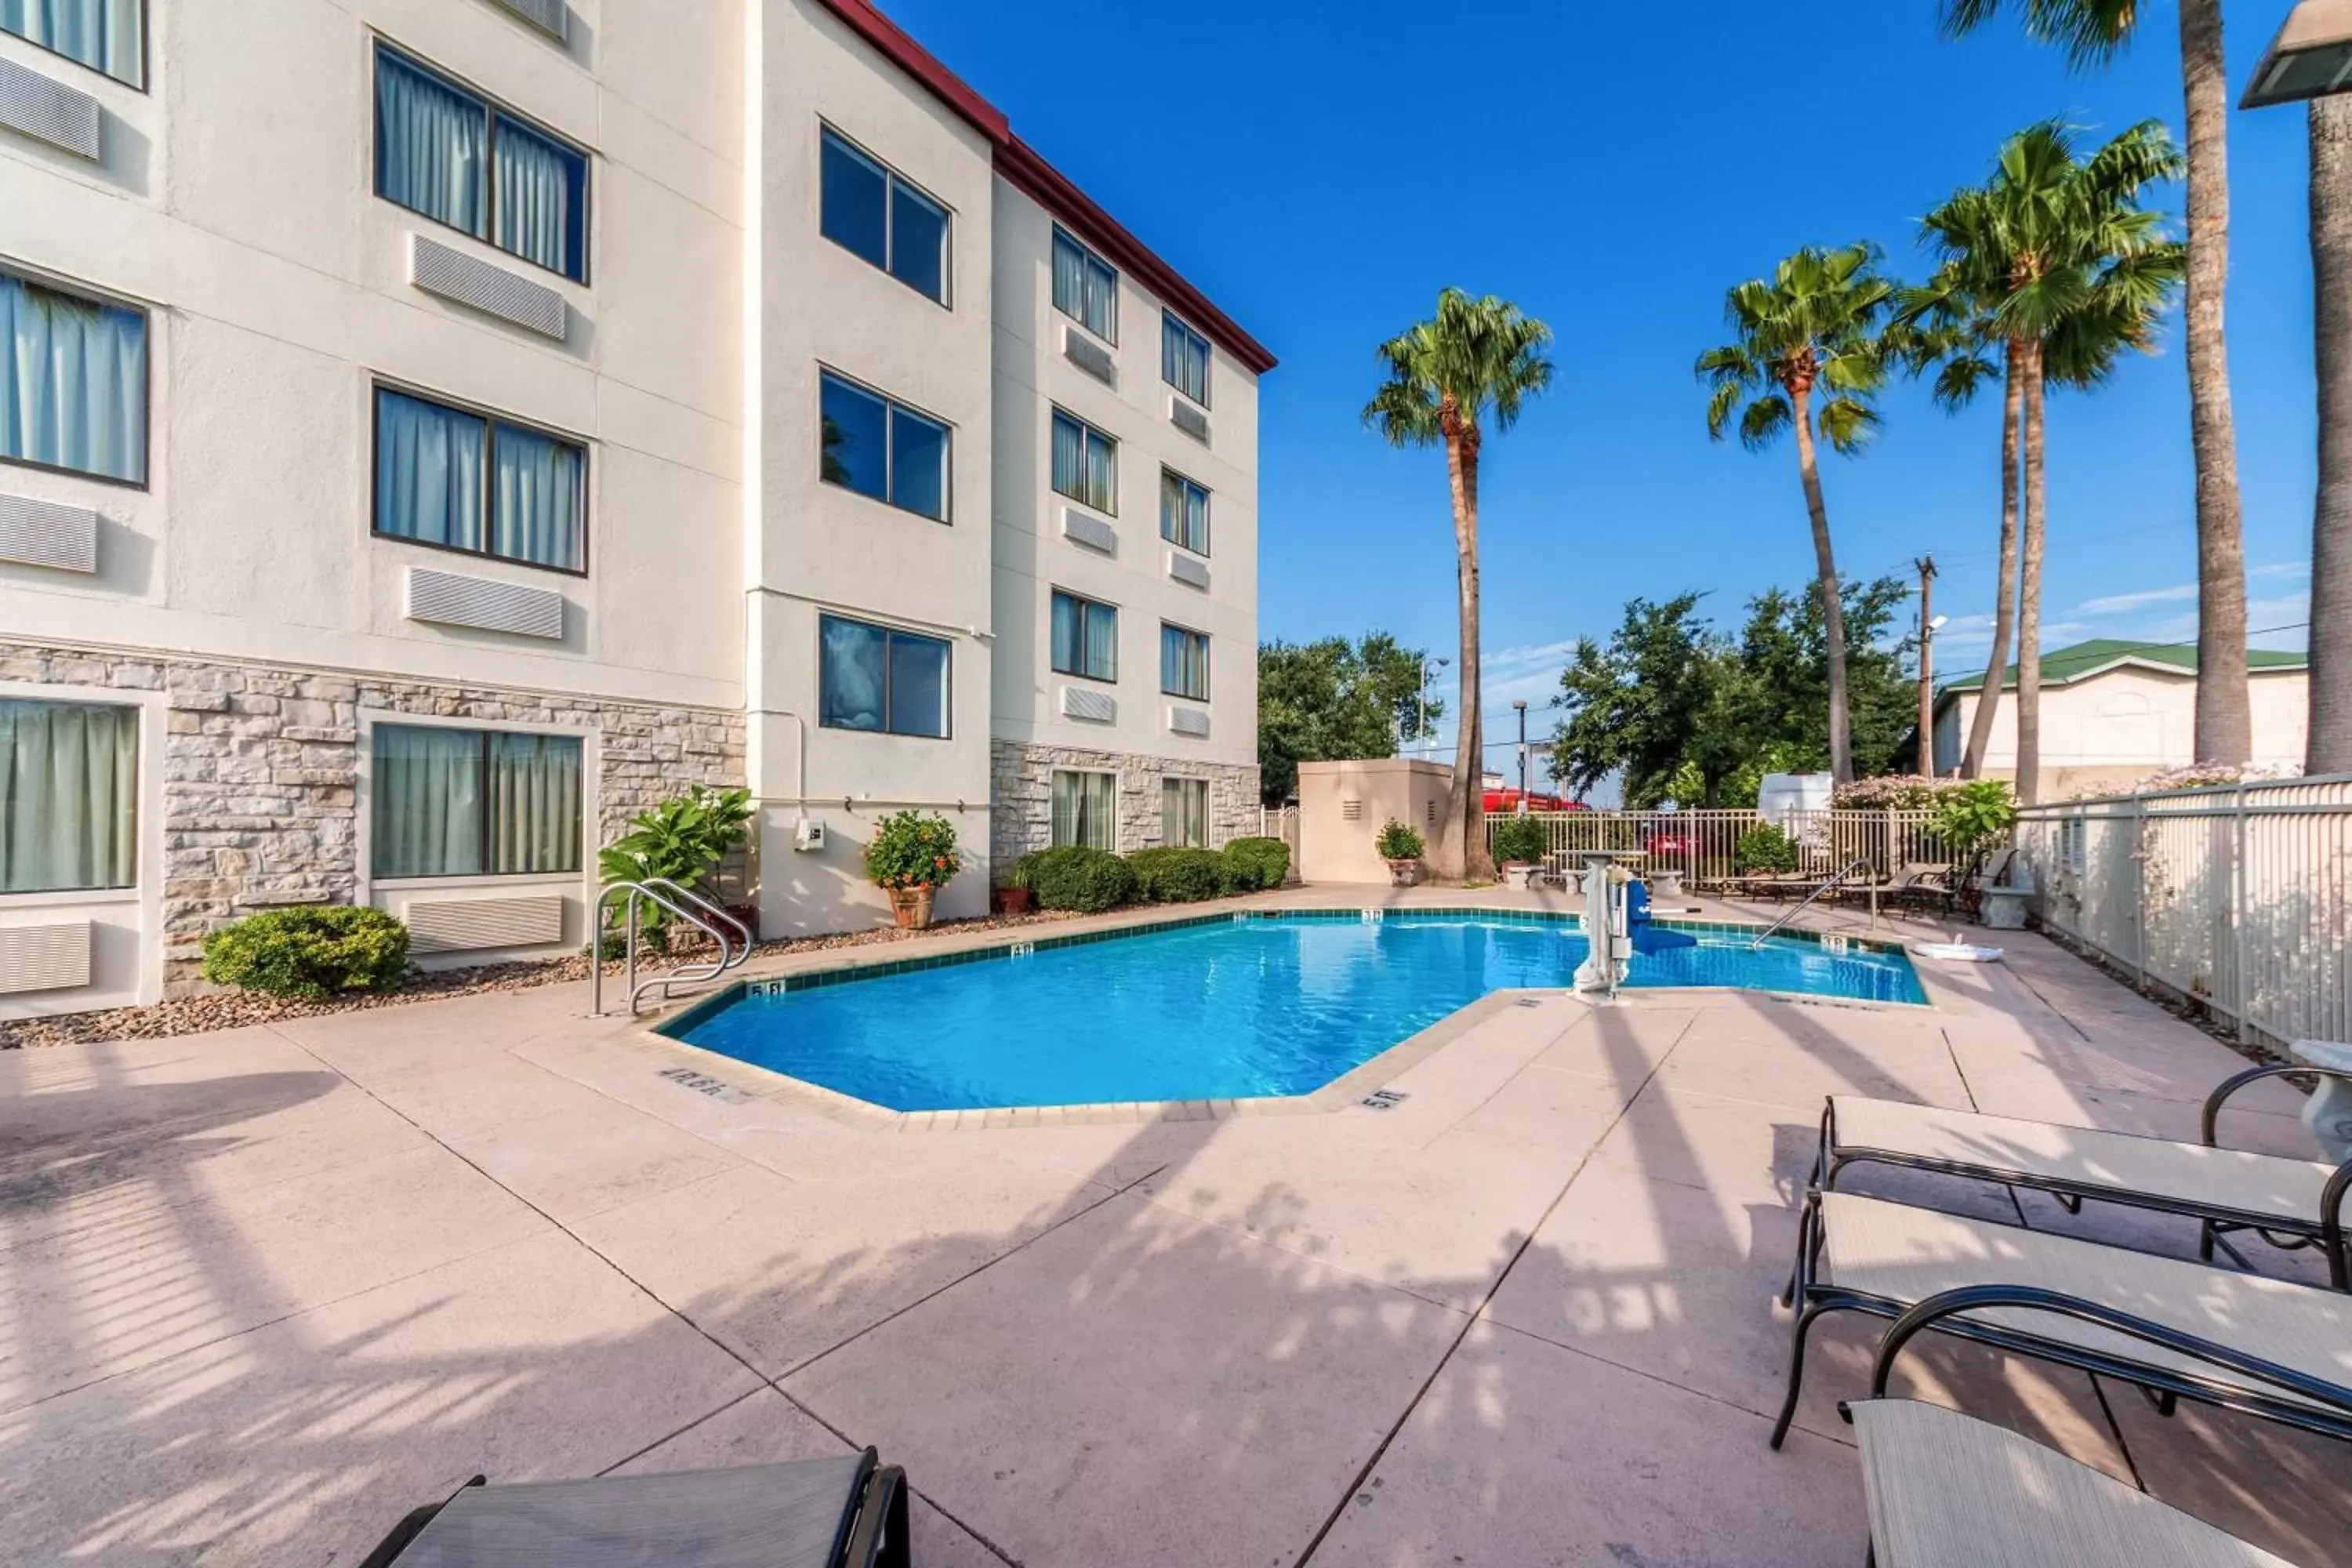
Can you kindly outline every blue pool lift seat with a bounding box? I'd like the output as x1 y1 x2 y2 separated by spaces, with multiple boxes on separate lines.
1624 879 1697 956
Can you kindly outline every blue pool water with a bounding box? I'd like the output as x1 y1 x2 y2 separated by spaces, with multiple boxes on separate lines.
672 913 1926 1112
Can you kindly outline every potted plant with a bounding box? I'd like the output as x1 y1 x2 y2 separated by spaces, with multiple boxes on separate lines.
994 858 1034 916
1375 818 1426 887
864 809 961 930
1490 815 1548 891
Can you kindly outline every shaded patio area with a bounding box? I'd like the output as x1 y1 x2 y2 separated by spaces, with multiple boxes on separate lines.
2 890 2344 1566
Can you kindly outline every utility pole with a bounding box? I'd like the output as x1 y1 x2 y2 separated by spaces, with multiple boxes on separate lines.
1416 654 1449 757
1915 555 1938 777
1513 700 1529 811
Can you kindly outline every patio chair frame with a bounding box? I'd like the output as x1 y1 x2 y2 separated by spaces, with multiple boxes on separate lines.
1770 1191 2352 1450
1801 1068 2352 1292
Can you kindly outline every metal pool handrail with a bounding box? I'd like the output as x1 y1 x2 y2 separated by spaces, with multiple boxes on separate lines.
590 879 751 1018
1749 858 1875 949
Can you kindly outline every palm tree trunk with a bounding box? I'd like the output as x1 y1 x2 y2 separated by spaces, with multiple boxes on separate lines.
1439 423 1491 881
1962 342 2024 779
2178 0 2251 765
2016 338 2049 804
1788 383 1853 782
2310 95 2352 775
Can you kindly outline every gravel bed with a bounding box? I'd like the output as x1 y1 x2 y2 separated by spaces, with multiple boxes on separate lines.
0 909 1084 1049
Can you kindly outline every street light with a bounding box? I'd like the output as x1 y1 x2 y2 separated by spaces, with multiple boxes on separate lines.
2244 0 2352 108
1512 699 1530 812
1416 654 1450 756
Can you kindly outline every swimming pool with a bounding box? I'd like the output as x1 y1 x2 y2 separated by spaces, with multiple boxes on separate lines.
666 912 1925 1112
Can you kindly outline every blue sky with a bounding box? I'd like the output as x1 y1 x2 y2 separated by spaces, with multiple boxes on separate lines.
880 0 2322 759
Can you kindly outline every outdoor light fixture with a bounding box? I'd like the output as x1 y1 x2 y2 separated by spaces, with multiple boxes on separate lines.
2243 0 2352 109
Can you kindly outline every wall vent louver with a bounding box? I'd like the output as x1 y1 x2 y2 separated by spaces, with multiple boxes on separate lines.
405 895 565 953
406 566 565 640
409 233 568 339
487 0 570 42
1061 685 1116 724
1060 507 1116 555
0 921 93 993
1341 799 1363 822
1166 550 1210 591
1169 397 1210 445
1167 706 1210 739
0 492 99 573
1062 325 1115 387
0 54 101 160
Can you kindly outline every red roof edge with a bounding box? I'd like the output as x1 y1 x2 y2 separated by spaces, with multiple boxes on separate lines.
814 0 1278 376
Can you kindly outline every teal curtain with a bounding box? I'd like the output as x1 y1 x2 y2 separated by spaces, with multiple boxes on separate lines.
1051 412 1114 514
376 389 485 550
1 270 147 483
1051 411 1085 506
1160 470 1209 554
1051 231 1115 339
1051 592 1116 681
1163 626 1209 700
1051 771 1113 850
0 699 136 893
488 732 581 873
372 725 484 877
1163 314 1210 405
491 422 583 569
1 0 142 86
1162 779 1207 848
494 114 586 280
376 49 489 241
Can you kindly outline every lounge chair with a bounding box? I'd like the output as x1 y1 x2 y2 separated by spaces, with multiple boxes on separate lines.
355 1451 910 1567
1803 1066 2352 1289
1880 862 1953 918
1844 1284 2351 1567
1770 1190 2352 1448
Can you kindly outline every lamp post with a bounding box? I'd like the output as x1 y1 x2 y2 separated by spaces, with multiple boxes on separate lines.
1915 554 1940 778
1417 654 1450 757
1512 699 1529 813
2243 0 2352 107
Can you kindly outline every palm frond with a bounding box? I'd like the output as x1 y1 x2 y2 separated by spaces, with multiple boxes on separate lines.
1737 394 1793 453
1815 396 1882 456
1941 0 2137 71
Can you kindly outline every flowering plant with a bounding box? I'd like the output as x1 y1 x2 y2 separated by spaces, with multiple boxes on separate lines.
2063 762 2296 801
863 810 962 891
1831 775 1945 811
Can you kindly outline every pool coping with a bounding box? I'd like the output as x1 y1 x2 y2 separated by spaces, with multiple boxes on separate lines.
637 906 1937 1131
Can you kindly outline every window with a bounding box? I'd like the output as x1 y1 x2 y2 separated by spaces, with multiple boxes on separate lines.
0 267 147 485
375 45 590 282
1051 408 1116 515
1163 311 1211 407
371 724 581 879
1161 623 1210 701
1050 590 1117 683
1 0 141 86
1051 769 1115 850
375 387 586 572
818 127 949 304
1162 777 1208 848
819 614 950 739
819 371 951 522
0 698 136 893
1160 469 1210 556
1051 227 1117 342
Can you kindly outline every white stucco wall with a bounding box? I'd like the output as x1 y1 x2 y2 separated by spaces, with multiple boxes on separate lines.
1934 664 2310 789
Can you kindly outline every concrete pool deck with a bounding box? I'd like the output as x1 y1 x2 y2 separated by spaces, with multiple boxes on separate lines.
2 885 2345 1565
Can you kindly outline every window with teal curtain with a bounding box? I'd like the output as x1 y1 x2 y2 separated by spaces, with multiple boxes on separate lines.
0 0 143 87
375 387 584 571
1051 228 1116 341
1161 624 1210 701
491 421 583 571
1160 469 1209 556
1051 770 1114 850
1161 778 1208 848
375 45 589 282
0 268 147 485
0 699 137 893
372 724 580 879
1049 590 1116 682
1162 312 1210 406
1050 409 1115 514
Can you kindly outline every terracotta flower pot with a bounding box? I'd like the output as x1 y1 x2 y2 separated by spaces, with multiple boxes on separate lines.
993 886 1033 915
1387 858 1421 888
888 885 936 930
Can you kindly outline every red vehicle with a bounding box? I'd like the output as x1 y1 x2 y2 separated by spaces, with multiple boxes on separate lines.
1483 788 1583 815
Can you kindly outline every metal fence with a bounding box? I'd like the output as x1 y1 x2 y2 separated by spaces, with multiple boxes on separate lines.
1483 809 1959 889
2013 775 2352 1051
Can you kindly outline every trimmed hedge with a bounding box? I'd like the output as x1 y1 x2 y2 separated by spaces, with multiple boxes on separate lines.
1016 846 1138 913
201 906 410 1001
1128 847 1233 903
1221 836 1290 891
1490 816 1548 866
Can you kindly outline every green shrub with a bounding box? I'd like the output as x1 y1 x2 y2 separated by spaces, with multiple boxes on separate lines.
1929 779 2018 866
1733 823 1799 873
862 809 963 891
1127 847 1233 902
597 785 755 949
1016 846 1138 913
1222 836 1290 891
1375 819 1425 862
201 906 410 1002
1490 816 1548 866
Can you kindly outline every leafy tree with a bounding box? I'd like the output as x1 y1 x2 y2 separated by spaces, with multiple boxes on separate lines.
1941 0 2249 769
1696 244 1900 783
1737 578 1920 782
1257 633 1443 804
1364 289 1555 878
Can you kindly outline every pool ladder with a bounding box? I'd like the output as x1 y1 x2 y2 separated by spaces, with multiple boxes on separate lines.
1748 858 1874 949
590 877 753 1018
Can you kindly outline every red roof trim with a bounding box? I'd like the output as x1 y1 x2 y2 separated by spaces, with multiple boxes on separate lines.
814 0 1277 375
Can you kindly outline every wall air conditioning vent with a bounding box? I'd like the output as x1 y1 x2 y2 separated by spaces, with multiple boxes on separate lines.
405 895 565 953
1062 325 1115 387
0 492 99 573
1167 706 1210 739
0 54 102 161
0 921 92 993
1061 685 1117 724
1060 507 1116 555
486 0 570 42
1169 397 1210 445
409 232 568 339
1166 550 1210 592
1341 799 1363 822
407 566 566 640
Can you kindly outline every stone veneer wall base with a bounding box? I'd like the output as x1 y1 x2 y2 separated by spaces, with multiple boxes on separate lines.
990 739 1260 866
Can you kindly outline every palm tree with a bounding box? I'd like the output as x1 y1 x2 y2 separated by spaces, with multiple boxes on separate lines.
1697 243 1898 784
1941 0 2250 768
1363 289 1555 880
1913 120 2185 803
2313 95 2352 775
